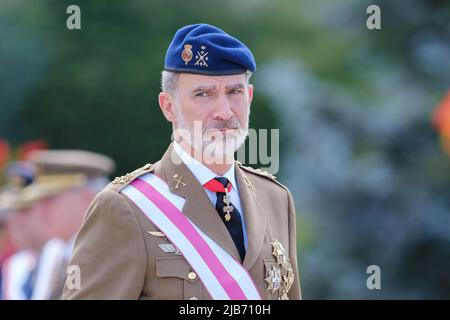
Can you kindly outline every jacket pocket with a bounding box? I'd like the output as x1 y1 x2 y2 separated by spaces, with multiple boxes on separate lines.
156 256 202 300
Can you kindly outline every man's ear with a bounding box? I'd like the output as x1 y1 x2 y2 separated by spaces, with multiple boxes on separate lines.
247 84 254 107
158 92 177 123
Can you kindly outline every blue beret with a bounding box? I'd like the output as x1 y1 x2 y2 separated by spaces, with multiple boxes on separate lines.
164 23 256 76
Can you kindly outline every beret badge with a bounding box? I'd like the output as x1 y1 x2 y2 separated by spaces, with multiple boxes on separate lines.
194 45 209 68
181 44 193 65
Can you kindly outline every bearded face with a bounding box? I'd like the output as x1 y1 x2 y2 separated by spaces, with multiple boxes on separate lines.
167 72 253 164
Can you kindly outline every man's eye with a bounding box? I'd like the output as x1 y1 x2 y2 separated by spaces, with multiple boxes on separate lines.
229 89 243 95
195 92 209 97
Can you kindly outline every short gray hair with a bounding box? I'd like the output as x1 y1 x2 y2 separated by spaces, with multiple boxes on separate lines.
161 70 180 96
161 70 253 96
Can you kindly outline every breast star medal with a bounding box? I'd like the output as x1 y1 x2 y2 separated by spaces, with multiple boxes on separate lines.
266 241 295 300
222 188 234 222
181 44 193 65
265 265 282 294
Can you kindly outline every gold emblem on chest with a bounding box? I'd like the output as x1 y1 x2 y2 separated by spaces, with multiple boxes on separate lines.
265 241 295 300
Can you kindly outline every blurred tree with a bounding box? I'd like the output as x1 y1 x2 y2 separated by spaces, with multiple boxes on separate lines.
0 0 279 175
256 0 450 299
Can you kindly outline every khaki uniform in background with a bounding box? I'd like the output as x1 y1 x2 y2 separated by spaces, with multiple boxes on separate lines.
0 162 37 300
19 150 115 300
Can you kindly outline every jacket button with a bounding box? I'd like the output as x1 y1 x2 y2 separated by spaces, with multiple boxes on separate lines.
187 272 197 280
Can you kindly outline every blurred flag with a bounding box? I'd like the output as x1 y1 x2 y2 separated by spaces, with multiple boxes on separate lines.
432 90 450 156
0 138 10 170
16 140 48 161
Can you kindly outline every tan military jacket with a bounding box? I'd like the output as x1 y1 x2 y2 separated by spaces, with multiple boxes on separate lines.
62 144 301 300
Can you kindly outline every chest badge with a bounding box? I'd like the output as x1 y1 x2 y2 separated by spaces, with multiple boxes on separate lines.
265 265 282 294
266 241 295 300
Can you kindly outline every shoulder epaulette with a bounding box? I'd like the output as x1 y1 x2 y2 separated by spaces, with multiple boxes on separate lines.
235 161 288 190
108 163 154 192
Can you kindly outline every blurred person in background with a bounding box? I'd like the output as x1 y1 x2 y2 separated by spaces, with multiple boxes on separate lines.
0 195 19 299
1 194 39 300
1 151 114 300
23 149 115 300
0 162 37 300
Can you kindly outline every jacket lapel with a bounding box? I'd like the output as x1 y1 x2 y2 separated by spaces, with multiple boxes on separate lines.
235 165 268 270
155 143 241 262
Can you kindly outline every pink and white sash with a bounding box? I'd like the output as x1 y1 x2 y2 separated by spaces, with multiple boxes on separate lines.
121 173 261 300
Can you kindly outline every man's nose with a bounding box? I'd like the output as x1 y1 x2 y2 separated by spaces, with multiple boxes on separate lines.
212 94 233 120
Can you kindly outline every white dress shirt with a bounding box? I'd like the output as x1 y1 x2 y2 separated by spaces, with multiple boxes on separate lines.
173 142 248 250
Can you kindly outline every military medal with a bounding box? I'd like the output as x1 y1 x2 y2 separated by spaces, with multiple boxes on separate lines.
203 178 234 222
158 243 182 255
265 265 282 294
222 188 233 221
266 241 295 300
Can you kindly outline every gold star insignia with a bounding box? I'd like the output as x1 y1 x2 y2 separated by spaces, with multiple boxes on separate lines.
265 265 282 294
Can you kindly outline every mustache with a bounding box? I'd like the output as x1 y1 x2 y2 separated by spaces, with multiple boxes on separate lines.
203 119 241 131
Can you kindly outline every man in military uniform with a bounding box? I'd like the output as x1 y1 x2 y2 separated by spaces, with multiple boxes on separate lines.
0 162 37 300
62 23 301 300
1 162 36 266
1 150 114 299
21 149 115 300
